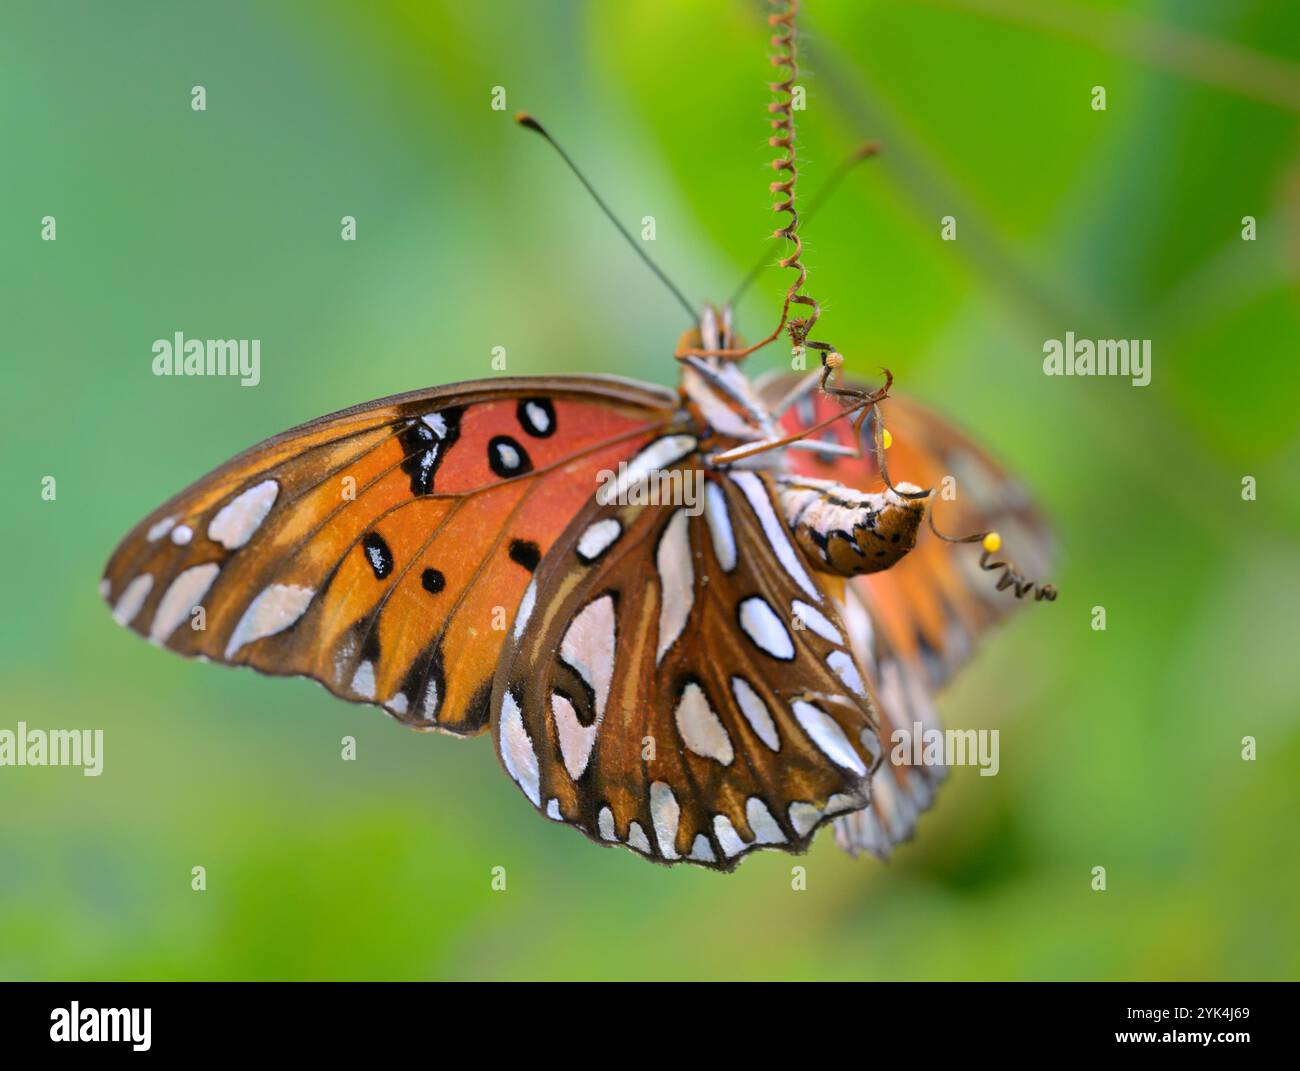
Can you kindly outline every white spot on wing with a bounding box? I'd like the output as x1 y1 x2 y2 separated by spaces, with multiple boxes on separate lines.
746 797 787 844
713 815 747 858
559 595 616 718
551 692 597 781
738 596 794 659
171 524 193 546
150 563 219 644
688 834 716 862
147 516 177 542
703 481 737 571
387 692 409 715
792 700 867 776
111 574 153 626
627 822 651 854
789 801 821 837
576 518 621 563
826 793 859 815
731 470 820 601
649 781 680 860
208 479 278 550
499 691 540 806
513 579 537 639
546 798 562 821
598 806 617 841
596 435 697 505
674 682 733 765
655 509 693 662
350 660 376 699
827 650 866 696
224 583 314 658
792 600 842 644
731 676 779 751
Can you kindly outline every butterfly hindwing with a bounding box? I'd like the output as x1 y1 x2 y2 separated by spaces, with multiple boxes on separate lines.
102 376 679 735
490 462 882 870
760 373 1054 856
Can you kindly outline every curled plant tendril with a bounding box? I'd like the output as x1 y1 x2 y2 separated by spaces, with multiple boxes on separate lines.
677 0 887 424
692 0 1057 606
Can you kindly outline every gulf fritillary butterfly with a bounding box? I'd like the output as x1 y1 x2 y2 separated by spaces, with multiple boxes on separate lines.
101 6 1054 871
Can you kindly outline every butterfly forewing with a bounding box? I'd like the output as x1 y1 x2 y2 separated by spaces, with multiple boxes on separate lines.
102 377 679 735
490 462 882 870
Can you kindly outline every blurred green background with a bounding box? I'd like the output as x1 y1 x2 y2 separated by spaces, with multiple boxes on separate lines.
2 0 1297 980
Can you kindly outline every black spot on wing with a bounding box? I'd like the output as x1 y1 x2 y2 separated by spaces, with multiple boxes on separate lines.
517 398 556 438
398 407 463 495
463 679 493 733
508 539 541 572
421 567 445 594
488 435 532 478
362 532 394 579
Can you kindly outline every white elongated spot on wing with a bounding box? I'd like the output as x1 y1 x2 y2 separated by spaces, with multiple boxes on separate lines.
559 594 616 719
146 516 177 542
150 563 219 644
596 435 697 505
713 815 747 858
208 479 278 550
827 650 866 697
649 781 681 860
674 682 733 765
499 691 540 806
224 583 314 658
655 509 693 663
731 675 780 751
738 596 794 660
112 574 154 626
792 700 867 776
703 481 737 571
551 692 597 781
731 470 820 601
576 518 621 563
746 797 787 844
627 822 651 854
598 806 617 841
792 600 842 644
513 578 537 640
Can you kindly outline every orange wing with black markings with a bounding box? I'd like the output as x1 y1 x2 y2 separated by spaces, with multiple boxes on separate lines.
102 376 680 736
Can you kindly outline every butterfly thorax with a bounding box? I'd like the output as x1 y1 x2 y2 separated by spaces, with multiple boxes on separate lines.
676 305 925 576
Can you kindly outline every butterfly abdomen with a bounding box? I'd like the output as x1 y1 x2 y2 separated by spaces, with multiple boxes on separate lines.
775 476 926 577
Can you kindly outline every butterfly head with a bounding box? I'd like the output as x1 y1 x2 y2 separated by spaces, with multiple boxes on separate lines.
675 303 740 355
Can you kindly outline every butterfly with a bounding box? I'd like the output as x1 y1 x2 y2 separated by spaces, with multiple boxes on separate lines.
102 298 1052 871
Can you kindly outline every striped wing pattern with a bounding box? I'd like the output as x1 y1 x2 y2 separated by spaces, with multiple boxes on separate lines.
490 466 881 870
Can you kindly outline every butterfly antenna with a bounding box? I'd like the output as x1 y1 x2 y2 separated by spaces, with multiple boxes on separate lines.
515 113 697 323
727 140 880 309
